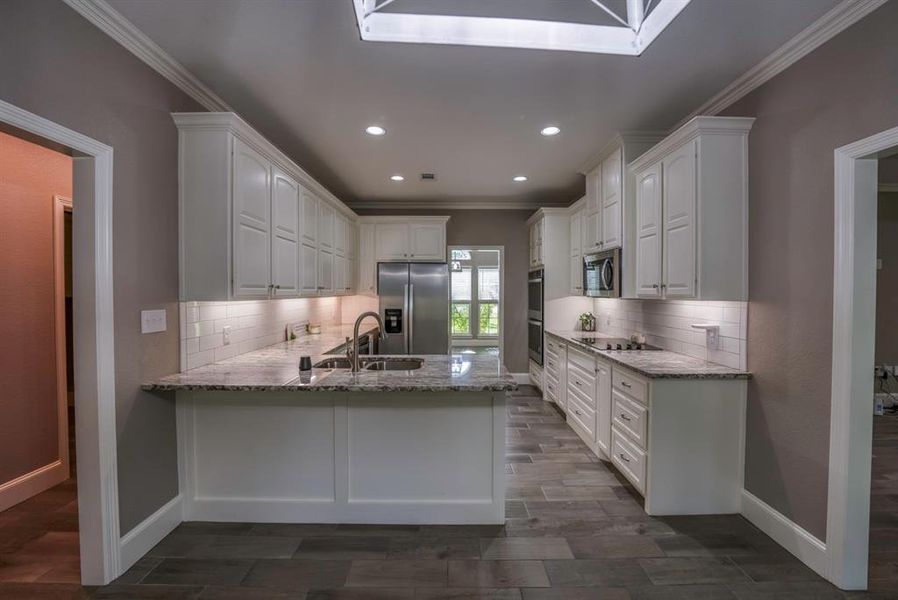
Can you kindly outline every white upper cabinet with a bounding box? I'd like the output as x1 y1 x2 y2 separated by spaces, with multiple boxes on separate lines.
569 211 581 257
601 147 623 249
174 112 358 301
335 212 347 257
369 217 449 263
661 141 697 298
409 222 446 260
527 209 570 302
630 116 754 301
232 139 272 298
300 188 318 246
375 223 410 261
318 200 335 253
635 163 663 298
358 223 376 295
299 242 318 296
271 167 299 297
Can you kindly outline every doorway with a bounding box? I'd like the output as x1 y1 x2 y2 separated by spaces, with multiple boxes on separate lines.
868 154 898 592
0 132 78 582
449 247 503 359
0 98 120 585
828 125 898 590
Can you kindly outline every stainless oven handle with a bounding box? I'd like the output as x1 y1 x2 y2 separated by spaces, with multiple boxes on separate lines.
528 319 543 327
601 260 613 289
528 277 543 284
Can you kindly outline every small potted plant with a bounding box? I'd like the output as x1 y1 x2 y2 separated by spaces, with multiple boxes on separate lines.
579 312 596 332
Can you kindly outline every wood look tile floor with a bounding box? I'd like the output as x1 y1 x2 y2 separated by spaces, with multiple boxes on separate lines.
0 386 890 599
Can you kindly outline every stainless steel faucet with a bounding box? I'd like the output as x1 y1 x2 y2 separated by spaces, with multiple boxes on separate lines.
349 311 386 373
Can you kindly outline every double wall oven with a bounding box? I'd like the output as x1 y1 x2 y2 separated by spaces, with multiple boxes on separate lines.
528 268 544 365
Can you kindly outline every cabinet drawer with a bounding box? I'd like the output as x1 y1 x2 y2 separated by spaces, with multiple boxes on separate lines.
567 394 596 441
544 352 562 377
613 368 648 405
567 346 595 373
544 373 559 402
546 336 565 355
612 389 648 450
529 361 543 391
567 363 596 402
611 428 646 494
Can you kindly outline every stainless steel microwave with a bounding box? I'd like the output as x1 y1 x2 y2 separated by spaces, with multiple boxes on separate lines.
583 248 621 298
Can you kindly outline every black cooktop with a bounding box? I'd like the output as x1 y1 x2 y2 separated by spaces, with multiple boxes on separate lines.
575 336 661 351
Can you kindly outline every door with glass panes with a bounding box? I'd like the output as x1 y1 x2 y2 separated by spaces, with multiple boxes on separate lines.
449 248 501 341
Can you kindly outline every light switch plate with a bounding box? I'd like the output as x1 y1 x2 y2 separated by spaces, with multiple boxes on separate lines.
141 309 167 334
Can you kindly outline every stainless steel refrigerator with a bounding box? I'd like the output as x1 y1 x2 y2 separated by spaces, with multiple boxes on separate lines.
377 263 449 355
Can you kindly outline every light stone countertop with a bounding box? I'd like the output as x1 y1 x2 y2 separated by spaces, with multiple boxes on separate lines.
143 324 517 393
546 329 751 380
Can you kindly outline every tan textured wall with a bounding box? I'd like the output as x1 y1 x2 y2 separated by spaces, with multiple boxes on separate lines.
0 131 72 485
720 1 898 540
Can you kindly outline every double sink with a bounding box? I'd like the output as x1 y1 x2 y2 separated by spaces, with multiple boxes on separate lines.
314 357 425 371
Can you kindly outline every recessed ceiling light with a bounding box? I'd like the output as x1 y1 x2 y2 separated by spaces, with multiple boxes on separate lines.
390 175 405 181
541 126 561 136
513 175 528 182
366 125 386 136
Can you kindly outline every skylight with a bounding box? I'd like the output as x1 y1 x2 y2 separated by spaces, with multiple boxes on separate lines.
352 0 691 56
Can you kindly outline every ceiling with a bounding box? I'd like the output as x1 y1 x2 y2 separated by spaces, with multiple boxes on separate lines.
106 0 841 208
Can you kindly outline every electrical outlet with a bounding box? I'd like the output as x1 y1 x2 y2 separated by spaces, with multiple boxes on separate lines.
222 325 231 345
140 309 166 334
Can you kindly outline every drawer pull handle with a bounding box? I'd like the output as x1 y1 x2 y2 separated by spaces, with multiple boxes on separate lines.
575 409 582 416
618 453 630 463
574 381 581 387
619 413 631 421
620 381 632 388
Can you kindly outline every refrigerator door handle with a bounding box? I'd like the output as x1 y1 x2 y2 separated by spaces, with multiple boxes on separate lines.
403 283 410 353
408 283 414 354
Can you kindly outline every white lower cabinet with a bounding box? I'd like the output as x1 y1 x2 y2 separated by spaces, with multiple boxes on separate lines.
529 359 543 392
546 333 747 516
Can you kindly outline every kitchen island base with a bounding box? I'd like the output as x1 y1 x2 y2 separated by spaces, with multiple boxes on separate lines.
176 390 507 524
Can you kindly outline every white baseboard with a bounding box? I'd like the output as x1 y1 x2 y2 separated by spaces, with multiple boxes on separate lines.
741 489 827 578
511 373 530 385
119 494 182 571
0 460 68 513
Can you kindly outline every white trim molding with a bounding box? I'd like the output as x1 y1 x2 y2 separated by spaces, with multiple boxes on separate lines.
741 490 828 578
348 199 569 211
676 0 888 128
827 124 898 590
0 461 68 513
0 99 120 586
119 494 182 569
60 0 232 112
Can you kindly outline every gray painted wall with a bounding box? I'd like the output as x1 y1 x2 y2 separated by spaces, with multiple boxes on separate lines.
721 0 898 540
0 0 203 532
355 209 532 373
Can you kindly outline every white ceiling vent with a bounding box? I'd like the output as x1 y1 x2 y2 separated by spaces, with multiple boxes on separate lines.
352 0 691 56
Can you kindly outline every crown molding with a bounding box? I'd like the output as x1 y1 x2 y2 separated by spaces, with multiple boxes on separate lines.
674 0 888 129
347 199 569 211
61 0 233 112
881 183 898 193
172 112 356 218
577 131 668 175
629 116 755 173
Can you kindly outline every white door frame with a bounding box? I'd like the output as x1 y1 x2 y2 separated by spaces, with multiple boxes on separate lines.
0 99 120 585
827 124 898 590
448 245 505 360
54 195 74 481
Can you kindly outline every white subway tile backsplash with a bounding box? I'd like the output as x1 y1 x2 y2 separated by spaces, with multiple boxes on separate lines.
593 298 747 370
180 296 343 370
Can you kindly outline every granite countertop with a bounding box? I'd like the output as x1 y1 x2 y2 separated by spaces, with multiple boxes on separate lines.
143 324 517 393
545 329 751 380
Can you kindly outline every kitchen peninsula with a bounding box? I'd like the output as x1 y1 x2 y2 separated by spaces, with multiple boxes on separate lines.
144 325 516 525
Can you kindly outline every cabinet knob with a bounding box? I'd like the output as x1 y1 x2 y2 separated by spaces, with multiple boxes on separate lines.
410 254 415 257
652 284 659 289
618 453 630 463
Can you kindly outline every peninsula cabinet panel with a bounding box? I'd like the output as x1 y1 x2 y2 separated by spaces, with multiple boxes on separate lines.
631 116 753 301
174 112 358 301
